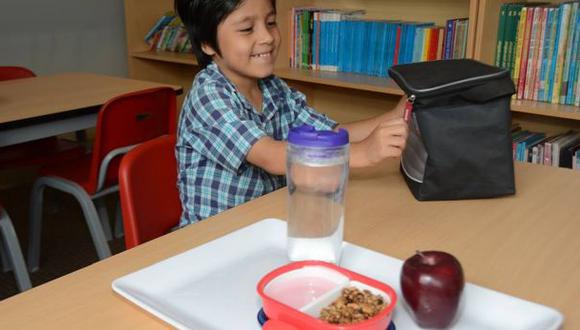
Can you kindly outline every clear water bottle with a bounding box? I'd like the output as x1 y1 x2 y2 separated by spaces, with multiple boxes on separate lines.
286 125 349 264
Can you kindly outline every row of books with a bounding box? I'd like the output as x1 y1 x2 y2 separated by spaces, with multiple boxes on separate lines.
290 8 469 77
495 2 580 106
512 125 580 169
144 12 192 53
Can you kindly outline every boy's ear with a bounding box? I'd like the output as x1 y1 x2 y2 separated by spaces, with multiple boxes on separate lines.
201 43 217 56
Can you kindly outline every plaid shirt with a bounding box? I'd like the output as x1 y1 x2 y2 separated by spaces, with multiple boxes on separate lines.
176 63 336 225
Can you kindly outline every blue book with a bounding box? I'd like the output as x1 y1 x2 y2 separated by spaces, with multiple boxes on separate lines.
312 12 319 70
546 6 563 103
366 21 379 76
398 24 409 65
561 2 579 104
376 21 388 76
345 19 356 73
338 18 347 72
538 8 556 101
566 5 580 104
385 21 397 69
371 21 385 76
517 133 544 161
413 26 425 62
444 19 455 60
361 21 373 75
144 13 175 43
319 12 331 71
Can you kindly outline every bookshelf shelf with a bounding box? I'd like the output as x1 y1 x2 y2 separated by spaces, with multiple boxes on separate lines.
274 68 404 96
131 50 197 66
511 100 580 121
131 50 404 96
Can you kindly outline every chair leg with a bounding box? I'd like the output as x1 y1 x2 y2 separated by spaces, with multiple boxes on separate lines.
28 177 112 272
95 198 113 241
0 237 12 272
114 199 124 239
27 178 46 273
1 209 32 291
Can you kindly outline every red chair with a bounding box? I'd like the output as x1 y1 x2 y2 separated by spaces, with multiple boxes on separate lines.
27 87 177 271
0 205 32 291
119 134 181 249
0 66 85 171
0 66 35 81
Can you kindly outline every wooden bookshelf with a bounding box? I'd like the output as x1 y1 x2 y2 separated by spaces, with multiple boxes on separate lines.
473 0 580 134
123 0 579 126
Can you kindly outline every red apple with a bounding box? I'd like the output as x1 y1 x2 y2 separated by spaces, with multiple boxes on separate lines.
400 250 464 328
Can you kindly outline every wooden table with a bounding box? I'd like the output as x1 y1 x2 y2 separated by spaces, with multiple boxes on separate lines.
0 160 578 329
0 73 182 147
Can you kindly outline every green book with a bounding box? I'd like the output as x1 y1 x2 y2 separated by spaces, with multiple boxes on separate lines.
496 3 508 67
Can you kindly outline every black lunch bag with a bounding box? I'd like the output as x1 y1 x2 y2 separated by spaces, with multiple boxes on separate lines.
388 59 516 201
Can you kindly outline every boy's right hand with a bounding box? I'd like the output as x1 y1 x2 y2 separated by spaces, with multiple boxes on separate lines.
352 118 409 167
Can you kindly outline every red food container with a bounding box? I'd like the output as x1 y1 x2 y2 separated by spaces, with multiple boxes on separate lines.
257 261 397 330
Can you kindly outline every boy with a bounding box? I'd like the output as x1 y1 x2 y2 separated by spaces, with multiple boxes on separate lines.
175 0 409 225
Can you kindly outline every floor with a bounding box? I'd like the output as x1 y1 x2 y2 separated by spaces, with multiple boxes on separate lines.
0 177 125 300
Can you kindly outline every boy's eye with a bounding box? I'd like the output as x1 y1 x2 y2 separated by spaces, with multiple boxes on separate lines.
267 20 277 27
239 27 253 33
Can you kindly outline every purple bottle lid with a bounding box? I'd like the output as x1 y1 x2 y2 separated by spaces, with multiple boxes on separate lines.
288 125 349 147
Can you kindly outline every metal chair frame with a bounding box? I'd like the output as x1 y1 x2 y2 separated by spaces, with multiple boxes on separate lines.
27 145 137 272
0 207 32 291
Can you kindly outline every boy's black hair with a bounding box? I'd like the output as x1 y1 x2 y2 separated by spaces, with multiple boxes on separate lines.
175 0 277 68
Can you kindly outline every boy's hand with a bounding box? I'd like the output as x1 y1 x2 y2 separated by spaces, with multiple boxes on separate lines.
351 117 409 167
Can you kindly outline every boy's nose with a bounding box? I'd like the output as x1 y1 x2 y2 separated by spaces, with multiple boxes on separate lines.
257 24 275 44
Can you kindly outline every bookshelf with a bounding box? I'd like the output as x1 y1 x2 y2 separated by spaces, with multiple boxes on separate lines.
474 0 580 134
123 0 579 128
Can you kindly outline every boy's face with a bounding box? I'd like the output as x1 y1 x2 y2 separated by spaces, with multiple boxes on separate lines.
203 0 280 87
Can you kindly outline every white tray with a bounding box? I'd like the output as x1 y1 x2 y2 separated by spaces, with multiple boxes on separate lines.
112 219 563 330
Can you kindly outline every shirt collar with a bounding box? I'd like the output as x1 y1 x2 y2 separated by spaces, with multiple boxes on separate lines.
206 62 284 118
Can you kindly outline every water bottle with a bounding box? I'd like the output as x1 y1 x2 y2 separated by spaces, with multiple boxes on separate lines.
286 125 349 264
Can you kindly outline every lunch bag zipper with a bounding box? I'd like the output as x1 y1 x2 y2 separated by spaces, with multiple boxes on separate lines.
391 70 508 96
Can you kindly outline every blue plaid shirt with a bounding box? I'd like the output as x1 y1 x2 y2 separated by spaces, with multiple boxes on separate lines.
176 63 337 225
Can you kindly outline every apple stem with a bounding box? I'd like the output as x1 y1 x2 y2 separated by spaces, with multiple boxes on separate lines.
416 250 426 258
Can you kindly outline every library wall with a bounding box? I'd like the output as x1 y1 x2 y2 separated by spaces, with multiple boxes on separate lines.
0 0 128 76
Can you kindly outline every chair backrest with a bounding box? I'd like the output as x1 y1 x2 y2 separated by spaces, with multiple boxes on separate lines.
87 87 177 193
0 66 36 81
119 134 181 249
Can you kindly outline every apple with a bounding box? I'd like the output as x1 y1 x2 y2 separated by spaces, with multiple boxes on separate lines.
400 250 464 329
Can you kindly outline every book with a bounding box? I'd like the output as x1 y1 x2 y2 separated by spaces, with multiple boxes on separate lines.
144 12 175 44
444 19 456 60
513 6 528 85
496 4 509 67
552 131 579 166
518 132 545 161
564 2 580 104
550 2 572 103
543 133 565 166
538 7 557 101
560 2 579 103
532 7 548 101
517 7 534 99
558 136 580 168
523 6 542 100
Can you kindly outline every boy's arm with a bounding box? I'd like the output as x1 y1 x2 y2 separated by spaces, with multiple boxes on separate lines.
349 118 408 168
246 137 287 175
337 96 406 142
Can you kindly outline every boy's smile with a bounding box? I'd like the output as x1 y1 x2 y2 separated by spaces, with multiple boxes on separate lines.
202 0 280 92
